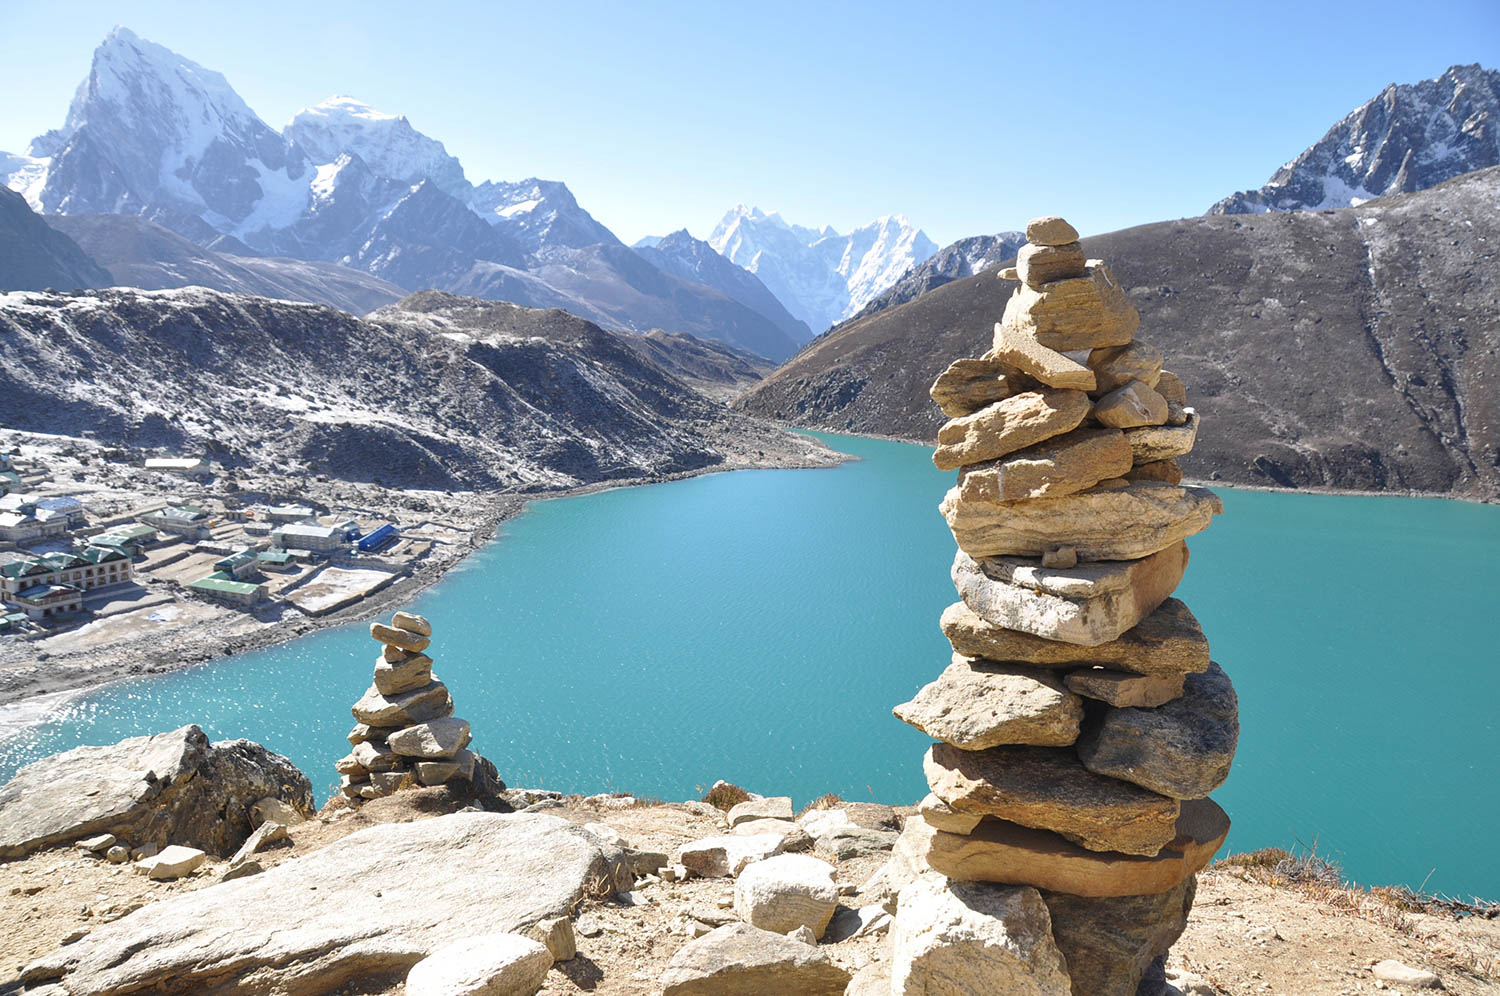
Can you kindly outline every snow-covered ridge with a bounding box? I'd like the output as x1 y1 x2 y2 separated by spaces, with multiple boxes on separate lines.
1211 63 1500 214
285 96 468 198
707 207 937 334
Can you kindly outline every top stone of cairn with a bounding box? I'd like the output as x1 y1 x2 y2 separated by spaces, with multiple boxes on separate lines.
392 611 432 637
1025 215 1079 247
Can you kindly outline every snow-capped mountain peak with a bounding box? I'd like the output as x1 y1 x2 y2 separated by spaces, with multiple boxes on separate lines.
285 95 467 198
709 206 937 334
1211 63 1500 214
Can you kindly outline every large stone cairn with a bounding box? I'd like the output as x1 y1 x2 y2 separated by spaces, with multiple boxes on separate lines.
887 216 1240 995
336 611 493 800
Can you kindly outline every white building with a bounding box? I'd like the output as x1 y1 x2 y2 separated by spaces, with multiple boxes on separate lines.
270 522 347 553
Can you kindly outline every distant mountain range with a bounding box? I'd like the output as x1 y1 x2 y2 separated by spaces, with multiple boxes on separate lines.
736 167 1500 500
0 28 814 359
705 207 938 335
1210 64 1499 214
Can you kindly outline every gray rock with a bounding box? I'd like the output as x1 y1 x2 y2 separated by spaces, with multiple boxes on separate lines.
0 725 313 860
811 825 899 860
404 933 552 996
1077 662 1239 799
678 833 788 878
1041 876 1195 996
890 873 1072 995
894 654 1083 749
845 961 893 996
226 819 286 868
350 679 454 727
76 833 117 853
387 717 472 760
659 922 851 995
22 812 624 995
1065 668 1185 707
1372 959 1440 988
352 739 402 772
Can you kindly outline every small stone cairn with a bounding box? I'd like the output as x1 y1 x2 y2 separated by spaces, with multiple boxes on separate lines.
336 611 494 800
887 216 1240 995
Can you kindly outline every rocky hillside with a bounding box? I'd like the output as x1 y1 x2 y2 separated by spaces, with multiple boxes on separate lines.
0 187 110 291
47 213 405 314
0 287 817 491
737 168 1500 500
1211 64 1499 214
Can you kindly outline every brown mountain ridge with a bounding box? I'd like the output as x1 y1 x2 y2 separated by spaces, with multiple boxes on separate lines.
736 167 1500 500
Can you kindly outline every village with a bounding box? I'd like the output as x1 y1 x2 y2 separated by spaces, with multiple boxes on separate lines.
0 434 497 707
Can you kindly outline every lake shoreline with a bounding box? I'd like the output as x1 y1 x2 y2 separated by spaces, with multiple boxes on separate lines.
0 435 851 739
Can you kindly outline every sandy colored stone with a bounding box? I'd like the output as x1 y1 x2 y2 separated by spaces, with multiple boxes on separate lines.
1125 411 1199 462
1017 241 1087 288
370 621 430 653
727 797 794 827
929 356 1020 418
903 799 1228 897
1002 261 1139 351
924 743 1180 856
951 541 1187 646
373 652 433 696
916 794 982 834
404 933 551 996
1078 662 1240 799
524 916 576 962
352 739 401 773
387 717 472 760
1089 340 1164 393
1125 458 1183 485
1093 380 1169 429
1026 215 1080 246
1042 875 1196 996
141 844 206 880
941 480 1222 562
677 833 788 878
998 266 1019 281
1066 668 1186 707
956 426 1132 502
659 922 850 995
933 388 1090 471
392 611 432 637
894 654 1083 749
1155 370 1187 404
733 853 840 938
351 679 453 727
941 597 1210 677
890 874 1072 996
991 320 1097 391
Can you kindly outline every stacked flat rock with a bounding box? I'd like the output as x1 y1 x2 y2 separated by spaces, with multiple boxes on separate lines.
890 216 1239 996
335 612 493 801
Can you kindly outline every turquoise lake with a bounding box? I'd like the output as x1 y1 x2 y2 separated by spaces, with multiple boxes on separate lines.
2 432 1497 899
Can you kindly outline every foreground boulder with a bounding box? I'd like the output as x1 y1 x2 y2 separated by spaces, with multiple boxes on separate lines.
0 725 313 860
733 853 840 938
659 922 850 995
889 873 1072 995
405 933 552 996
23 812 626 995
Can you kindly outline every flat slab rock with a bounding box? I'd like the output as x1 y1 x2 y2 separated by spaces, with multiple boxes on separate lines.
933 388 1089 472
659 922 850 995
0 724 313 860
941 481 1222 562
940 597 1211 677
901 799 1229 898
1078 662 1240 799
957 426 1133 502
894 653 1083 749
952 541 1188 647
924 743 1180 857
23 812 627 995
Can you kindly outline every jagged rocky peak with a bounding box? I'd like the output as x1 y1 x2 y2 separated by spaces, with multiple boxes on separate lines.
285 96 468 198
708 204 937 335
1211 63 1500 214
23 25 304 228
469 177 620 255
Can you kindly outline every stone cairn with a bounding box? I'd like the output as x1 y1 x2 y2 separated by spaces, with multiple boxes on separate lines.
336 611 496 800
886 216 1240 995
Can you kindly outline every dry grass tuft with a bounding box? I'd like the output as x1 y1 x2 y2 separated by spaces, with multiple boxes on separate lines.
700 781 752 812
799 793 841 817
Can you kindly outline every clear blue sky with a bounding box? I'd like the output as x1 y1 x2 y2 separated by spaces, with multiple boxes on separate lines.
3 0 1496 246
